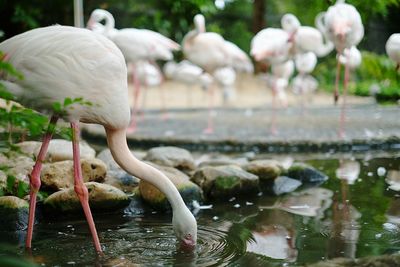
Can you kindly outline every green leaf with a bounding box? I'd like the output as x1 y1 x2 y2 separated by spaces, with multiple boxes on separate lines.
6 175 16 193
16 181 29 198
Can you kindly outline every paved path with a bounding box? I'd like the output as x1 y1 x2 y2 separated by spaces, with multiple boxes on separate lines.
83 103 400 153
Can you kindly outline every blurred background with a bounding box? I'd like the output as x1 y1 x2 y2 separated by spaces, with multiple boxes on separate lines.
1 0 399 101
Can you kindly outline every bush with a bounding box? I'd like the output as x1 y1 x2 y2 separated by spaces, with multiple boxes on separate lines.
314 50 400 103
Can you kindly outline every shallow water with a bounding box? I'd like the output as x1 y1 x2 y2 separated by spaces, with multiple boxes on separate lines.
0 153 399 266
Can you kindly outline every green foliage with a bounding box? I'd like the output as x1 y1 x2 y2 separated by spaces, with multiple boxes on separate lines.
314 51 400 102
0 175 29 198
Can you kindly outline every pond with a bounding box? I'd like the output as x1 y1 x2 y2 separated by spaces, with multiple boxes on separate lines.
0 152 399 266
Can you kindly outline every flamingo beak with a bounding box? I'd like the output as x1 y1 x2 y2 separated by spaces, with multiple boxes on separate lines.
180 235 196 251
87 19 94 30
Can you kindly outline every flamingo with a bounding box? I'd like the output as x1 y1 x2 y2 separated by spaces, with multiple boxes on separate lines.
250 27 291 65
292 52 319 112
0 25 197 253
213 66 237 105
317 0 364 104
251 27 294 134
317 0 364 138
182 14 229 134
163 60 213 107
87 9 180 132
386 33 400 70
281 13 334 57
130 60 164 117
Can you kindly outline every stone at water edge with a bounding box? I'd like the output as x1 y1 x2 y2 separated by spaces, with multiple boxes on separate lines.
273 176 302 195
284 163 328 188
196 153 248 168
243 159 283 181
44 182 129 213
0 155 35 183
40 159 107 191
139 162 203 211
97 149 140 193
192 165 259 199
16 139 96 162
0 196 29 230
143 146 196 173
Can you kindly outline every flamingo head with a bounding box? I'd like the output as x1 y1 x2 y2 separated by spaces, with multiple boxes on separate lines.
281 13 300 33
87 9 109 29
172 206 197 250
194 14 206 33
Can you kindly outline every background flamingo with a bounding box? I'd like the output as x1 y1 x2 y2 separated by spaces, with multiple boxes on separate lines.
87 9 180 132
163 60 213 107
0 25 197 252
317 0 364 138
386 33 400 70
182 14 229 134
292 51 319 112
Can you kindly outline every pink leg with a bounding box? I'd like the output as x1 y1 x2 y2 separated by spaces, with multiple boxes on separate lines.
339 58 350 139
203 83 215 134
128 66 140 133
334 58 342 105
150 61 169 120
71 122 102 253
26 116 58 249
270 83 278 136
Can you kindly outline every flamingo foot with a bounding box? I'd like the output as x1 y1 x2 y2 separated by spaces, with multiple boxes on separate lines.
203 126 214 135
270 126 278 136
161 112 170 121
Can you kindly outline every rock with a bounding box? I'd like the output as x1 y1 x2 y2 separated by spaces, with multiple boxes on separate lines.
44 182 129 212
0 155 34 183
192 165 259 198
243 160 283 181
0 170 6 192
0 196 29 230
143 146 196 172
273 176 302 195
17 139 96 162
285 163 328 188
197 154 248 168
123 188 147 216
41 159 106 191
139 162 203 210
97 149 140 192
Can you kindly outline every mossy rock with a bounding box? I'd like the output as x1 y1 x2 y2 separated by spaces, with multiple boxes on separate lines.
284 163 328 188
43 182 129 213
243 159 283 181
192 165 259 199
0 196 29 230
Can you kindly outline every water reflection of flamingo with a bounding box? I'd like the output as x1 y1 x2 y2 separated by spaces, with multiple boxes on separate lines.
0 25 197 252
329 158 361 259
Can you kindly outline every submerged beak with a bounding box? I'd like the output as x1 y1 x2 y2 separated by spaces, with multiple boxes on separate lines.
180 237 196 251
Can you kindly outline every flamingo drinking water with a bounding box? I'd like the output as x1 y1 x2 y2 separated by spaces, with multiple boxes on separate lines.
0 25 197 253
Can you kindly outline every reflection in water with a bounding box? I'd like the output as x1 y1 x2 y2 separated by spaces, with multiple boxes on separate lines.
260 188 333 217
385 170 400 191
386 198 400 225
244 188 333 262
328 158 361 259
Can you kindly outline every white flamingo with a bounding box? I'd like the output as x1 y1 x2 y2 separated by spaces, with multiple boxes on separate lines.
87 9 180 132
0 25 197 253
281 13 334 57
182 14 229 134
386 33 400 71
317 0 364 138
163 60 213 107
292 52 319 111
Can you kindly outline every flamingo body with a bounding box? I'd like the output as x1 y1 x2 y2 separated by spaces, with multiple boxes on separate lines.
386 33 400 68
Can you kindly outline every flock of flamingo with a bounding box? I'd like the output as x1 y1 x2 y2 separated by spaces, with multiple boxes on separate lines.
0 0 399 254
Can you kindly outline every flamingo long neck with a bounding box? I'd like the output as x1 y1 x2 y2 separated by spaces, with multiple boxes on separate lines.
105 128 187 211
